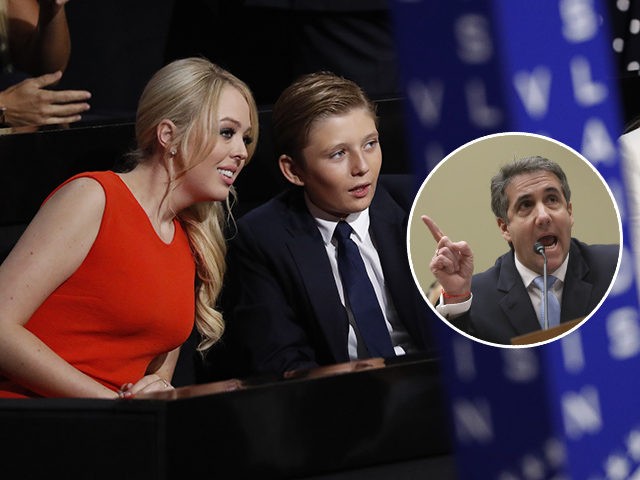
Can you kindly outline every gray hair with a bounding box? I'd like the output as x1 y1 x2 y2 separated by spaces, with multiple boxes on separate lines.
490 155 571 222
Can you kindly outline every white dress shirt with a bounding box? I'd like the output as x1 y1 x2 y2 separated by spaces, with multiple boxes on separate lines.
514 253 568 323
305 196 416 359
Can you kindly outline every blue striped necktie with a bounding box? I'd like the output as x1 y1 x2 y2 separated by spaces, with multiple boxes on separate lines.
533 275 560 328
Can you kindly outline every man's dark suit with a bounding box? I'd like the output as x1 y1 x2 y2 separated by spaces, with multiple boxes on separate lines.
450 239 619 345
217 178 437 378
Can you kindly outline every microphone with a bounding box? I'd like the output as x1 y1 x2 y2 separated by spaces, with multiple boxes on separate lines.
533 242 549 329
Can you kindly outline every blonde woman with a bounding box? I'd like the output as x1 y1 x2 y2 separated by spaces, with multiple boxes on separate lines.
0 57 258 398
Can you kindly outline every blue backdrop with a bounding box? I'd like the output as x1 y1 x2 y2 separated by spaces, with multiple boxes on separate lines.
390 1 640 478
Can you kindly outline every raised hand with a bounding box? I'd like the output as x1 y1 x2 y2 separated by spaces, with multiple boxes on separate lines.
421 215 474 303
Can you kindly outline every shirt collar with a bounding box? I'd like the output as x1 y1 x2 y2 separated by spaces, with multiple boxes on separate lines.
515 250 569 288
304 193 370 245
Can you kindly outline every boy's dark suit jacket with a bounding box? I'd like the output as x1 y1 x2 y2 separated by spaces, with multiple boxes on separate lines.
215 176 437 378
449 239 619 345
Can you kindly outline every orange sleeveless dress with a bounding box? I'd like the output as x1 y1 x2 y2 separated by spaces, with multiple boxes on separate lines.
0 171 195 398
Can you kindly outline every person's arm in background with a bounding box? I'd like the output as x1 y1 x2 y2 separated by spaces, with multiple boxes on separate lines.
0 0 91 127
0 70 90 126
7 0 70 75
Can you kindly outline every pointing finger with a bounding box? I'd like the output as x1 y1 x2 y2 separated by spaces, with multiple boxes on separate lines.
421 215 445 243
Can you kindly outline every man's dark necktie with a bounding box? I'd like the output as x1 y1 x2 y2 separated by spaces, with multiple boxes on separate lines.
334 221 395 358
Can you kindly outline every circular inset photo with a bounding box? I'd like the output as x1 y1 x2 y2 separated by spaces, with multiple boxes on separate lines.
407 132 622 348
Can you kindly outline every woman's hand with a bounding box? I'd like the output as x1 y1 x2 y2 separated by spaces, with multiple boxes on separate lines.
118 374 174 399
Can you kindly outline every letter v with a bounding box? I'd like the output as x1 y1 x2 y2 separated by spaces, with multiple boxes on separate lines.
513 66 552 119
408 79 444 128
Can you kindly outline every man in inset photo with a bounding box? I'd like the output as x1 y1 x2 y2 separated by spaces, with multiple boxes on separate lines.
410 134 621 347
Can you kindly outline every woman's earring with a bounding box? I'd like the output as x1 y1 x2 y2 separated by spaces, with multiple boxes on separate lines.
170 148 177 156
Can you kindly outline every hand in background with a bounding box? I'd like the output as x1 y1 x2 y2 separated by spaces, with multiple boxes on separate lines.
422 214 474 303
0 70 91 127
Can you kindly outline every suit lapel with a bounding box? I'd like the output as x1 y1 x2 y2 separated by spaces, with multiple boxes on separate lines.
283 190 350 362
494 240 592 336
496 252 543 336
560 241 592 322
369 189 429 348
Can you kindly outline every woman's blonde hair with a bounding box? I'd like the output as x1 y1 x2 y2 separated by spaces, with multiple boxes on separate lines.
130 57 259 352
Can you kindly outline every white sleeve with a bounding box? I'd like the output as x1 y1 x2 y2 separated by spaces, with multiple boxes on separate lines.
435 292 473 319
